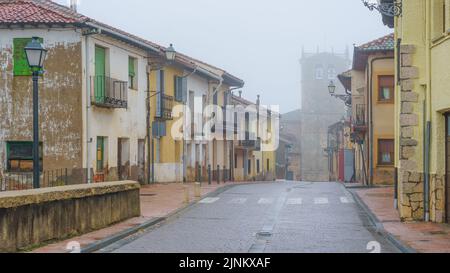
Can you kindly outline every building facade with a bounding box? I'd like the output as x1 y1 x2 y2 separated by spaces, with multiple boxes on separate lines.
338 34 396 186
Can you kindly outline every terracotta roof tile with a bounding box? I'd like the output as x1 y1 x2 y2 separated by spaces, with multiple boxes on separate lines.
0 0 244 85
356 33 394 52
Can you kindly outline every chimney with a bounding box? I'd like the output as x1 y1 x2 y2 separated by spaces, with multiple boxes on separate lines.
256 95 260 106
238 91 242 97
70 0 78 12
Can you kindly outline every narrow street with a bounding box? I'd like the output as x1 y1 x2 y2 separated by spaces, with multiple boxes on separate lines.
107 182 399 253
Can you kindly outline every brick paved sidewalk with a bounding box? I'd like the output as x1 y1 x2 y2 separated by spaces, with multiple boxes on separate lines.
32 181 250 253
355 187 450 253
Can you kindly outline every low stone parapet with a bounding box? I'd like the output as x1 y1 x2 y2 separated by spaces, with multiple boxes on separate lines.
0 181 140 252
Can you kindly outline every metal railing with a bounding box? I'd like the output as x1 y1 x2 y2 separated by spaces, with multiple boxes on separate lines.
160 94 174 120
91 75 128 108
0 168 71 192
354 104 366 127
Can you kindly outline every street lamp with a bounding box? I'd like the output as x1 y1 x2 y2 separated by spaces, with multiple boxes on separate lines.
165 44 176 62
328 80 336 95
24 37 47 189
361 0 402 17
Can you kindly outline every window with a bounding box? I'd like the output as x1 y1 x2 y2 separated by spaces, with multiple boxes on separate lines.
327 66 336 80
248 159 251 174
235 154 238 169
6 141 43 172
128 57 137 89
267 159 270 171
174 76 185 102
378 75 394 102
315 65 324 80
13 37 43 76
432 0 447 39
257 159 260 173
378 139 394 165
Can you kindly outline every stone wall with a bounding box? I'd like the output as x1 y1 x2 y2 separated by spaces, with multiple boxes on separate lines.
0 181 140 252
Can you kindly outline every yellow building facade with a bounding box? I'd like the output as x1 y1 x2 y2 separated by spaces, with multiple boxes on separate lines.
374 0 450 222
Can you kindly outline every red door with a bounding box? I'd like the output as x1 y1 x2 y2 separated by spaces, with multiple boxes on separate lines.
338 149 345 182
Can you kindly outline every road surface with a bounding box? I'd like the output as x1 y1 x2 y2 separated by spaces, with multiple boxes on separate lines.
107 181 399 253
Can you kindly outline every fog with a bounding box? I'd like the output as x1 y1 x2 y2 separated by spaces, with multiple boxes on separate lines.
56 0 390 113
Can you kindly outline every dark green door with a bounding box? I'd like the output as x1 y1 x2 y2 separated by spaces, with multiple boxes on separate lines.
95 46 106 103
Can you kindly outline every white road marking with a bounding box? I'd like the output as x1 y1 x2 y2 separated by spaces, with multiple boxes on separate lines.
199 197 220 204
286 198 303 205
314 197 329 204
258 198 274 205
229 198 247 204
340 197 354 204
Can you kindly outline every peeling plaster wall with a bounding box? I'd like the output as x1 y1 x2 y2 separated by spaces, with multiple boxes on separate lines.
0 29 83 176
86 35 148 181
185 73 209 182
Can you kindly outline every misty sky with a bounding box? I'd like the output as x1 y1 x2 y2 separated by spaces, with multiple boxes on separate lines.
57 0 390 113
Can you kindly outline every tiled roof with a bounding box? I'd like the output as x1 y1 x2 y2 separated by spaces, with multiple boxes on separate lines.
0 0 87 24
355 33 394 52
0 0 244 86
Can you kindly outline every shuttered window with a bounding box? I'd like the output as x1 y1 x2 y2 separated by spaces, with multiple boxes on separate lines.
152 121 166 138
13 37 43 76
174 76 186 102
6 141 43 172
128 57 137 89
155 70 164 117
378 139 394 165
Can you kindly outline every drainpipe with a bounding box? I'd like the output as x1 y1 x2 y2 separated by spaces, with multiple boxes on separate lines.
82 29 99 184
424 0 432 222
367 56 394 187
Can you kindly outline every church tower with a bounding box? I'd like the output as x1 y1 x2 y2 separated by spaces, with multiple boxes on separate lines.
299 48 350 181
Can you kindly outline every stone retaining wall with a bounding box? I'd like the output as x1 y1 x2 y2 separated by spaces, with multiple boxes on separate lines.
0 181 140 252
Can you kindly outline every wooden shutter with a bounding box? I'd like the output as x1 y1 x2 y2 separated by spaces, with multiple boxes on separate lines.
128 57 135 77
181 77 187 103
13 37 43 76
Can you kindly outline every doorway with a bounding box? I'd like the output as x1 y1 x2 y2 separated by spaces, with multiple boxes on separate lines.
118 138 130 180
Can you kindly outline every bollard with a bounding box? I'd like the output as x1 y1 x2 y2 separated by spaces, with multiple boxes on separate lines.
184 186 190 204
194 182 201 199
208 164 212 185
223 166 226 183
217 165 220 184
198 164 202 186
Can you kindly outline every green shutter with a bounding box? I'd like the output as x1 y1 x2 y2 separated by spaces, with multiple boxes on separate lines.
129 57 135 77
94 46 106 103
13 37 43 76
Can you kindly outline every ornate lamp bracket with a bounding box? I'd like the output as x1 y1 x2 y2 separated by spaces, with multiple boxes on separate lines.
362 0 402 17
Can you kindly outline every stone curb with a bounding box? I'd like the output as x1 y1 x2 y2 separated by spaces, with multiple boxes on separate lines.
348 189 417 254
81 181 268 253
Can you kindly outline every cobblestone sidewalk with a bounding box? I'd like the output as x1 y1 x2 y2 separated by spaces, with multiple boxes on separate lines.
355 187 450 253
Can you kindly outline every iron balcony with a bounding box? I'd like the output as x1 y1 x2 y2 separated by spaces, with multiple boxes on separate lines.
91 75 128 109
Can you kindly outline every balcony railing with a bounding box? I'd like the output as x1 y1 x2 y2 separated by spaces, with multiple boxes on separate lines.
237 133 261 150
91 76 128 108
354 104 366 127
156 94 174 120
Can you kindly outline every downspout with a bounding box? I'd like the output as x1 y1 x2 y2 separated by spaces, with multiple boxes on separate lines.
146 72 151 184
424 0 432 222
82 30 98 184
367 56 393 187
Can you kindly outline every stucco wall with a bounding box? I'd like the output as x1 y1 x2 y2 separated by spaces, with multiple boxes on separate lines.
86 35 149 182
0 29 83 177
0 181 140 252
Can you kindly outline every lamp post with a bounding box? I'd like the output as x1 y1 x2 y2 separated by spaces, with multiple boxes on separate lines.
328 80 351 107
24 37 47 189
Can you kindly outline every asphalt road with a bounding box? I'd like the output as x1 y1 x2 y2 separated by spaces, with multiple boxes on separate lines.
108 181 400 253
